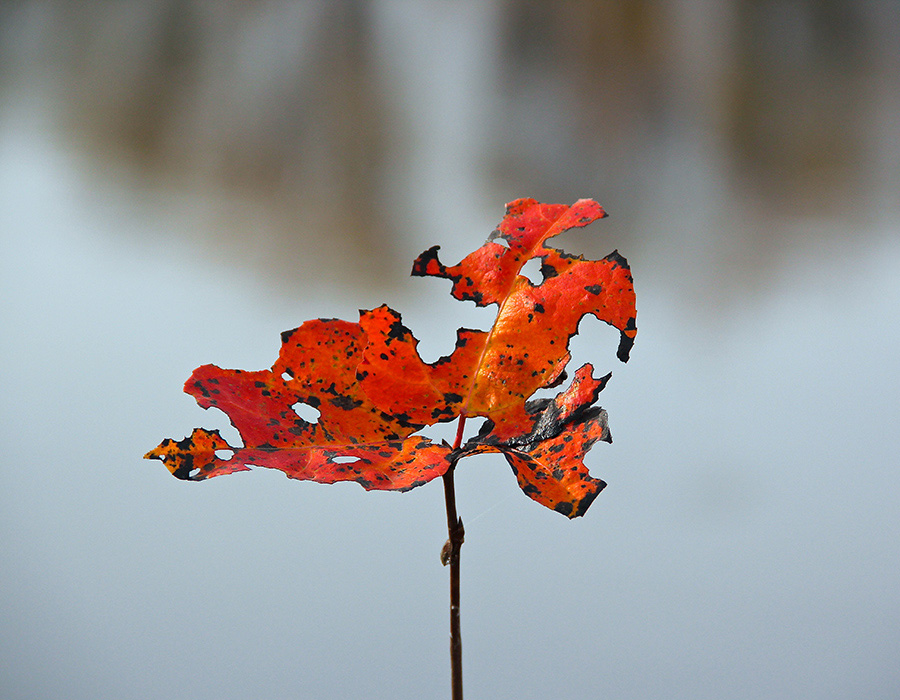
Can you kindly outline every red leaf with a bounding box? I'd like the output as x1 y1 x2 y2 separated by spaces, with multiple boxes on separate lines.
147 198 636 517
145 319 451 491
358 197 636 442
462 364 612 518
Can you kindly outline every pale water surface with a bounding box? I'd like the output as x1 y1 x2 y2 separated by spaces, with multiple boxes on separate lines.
2 4 899 699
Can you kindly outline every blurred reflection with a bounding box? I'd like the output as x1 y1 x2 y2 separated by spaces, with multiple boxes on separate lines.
0 0 896 295
725 1 866 207
2 1 396 286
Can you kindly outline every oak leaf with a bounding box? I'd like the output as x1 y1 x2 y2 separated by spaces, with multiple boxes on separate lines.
357 198 635 443
358 198 634 430
462 364 612 517
145 319 452 491
146 198 636 517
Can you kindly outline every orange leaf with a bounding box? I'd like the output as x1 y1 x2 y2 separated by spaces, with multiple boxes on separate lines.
358 197 636 441
462 364 612 518
147 198 636 518
145 319 451 491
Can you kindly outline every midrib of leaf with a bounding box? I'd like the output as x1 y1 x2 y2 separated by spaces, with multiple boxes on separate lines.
459 207 570 418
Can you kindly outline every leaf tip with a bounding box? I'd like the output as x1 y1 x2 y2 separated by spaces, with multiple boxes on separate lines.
617 332 635 363
568 479 607 518
411 245 444 278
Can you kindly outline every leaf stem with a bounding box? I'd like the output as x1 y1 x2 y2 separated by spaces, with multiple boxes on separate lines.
452 413 467 452
442 414 467 700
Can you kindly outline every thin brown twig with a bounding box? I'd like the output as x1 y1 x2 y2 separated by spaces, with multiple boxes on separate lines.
442 414 467 700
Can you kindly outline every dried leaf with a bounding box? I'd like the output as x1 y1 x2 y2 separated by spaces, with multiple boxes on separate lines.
358 197 636 442
462 364 612 518
147 198 636 517
145 319 451 491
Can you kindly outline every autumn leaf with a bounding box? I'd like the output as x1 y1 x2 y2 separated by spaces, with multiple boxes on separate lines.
350 197 635 516
145 319 452 491
146 197 636 518
357 197 636 442
461 364 612 518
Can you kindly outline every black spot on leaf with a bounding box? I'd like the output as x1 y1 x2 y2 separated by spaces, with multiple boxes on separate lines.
387 318 409 342
554 501 574 517
330 395 362 411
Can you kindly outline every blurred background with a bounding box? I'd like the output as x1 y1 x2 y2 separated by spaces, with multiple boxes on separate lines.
2 2 898 699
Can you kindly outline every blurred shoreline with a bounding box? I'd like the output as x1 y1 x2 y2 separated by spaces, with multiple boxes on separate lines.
2 1 897 304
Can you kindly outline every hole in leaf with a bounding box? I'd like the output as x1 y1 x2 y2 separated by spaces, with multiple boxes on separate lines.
519 257 543 285
492 235 510 248
188 468 201 478
281 372 292 382
333 455 360 464
215 449 235 460
291 402 321 423
465 416 488 437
